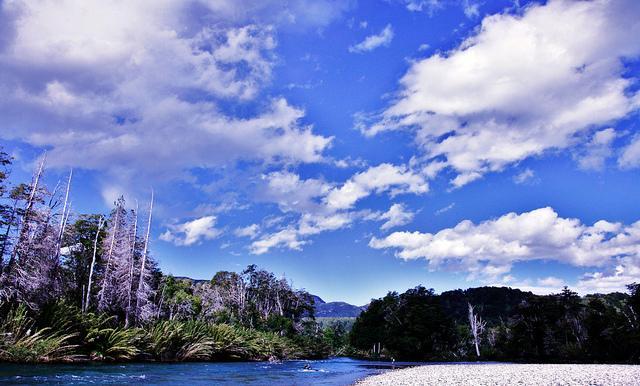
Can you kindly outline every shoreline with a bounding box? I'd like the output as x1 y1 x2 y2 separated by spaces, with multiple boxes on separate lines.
354 363 640 385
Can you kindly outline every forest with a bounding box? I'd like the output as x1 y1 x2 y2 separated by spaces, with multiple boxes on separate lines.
350 285 640 363
1 147 639 364
0 149 331 362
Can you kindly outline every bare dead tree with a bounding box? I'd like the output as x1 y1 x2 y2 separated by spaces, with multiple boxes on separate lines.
84 216 104 313
55 169 72 260
98 201 121 311
135 189 154 323
124 202 138 327
468 302 486 357
6 153 46 273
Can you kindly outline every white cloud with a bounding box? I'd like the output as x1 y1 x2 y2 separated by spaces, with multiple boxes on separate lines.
248 188 356 254
260 171 331 213
487 276 567 295
618 135 640 169
462 0 480 18
537 276 565 287
497 281 566 296
364 0 640 187
398 0 443 14
197 0 353 29
349 24 394 53
248 163 427 254
0 1 333 194
434 203 455 215
249 212 354 254
249 228 305 255
513 168 535 184
370 203 416 231
398 0 480 18
577 128 616 170
160 216 221 246
370 207 640 282
325 163 428 210
234 224 260 239
576 264 640 294
298 212 353 236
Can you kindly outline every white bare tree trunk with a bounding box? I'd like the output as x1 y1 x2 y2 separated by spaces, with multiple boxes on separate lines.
98 207 120 309
55 169 72 258
135 189 153 322
84 216 104 313
468 303 486 357
125 202 138 327
8 153 46 269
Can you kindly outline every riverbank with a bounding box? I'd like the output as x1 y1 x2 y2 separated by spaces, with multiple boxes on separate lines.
355 363 640 385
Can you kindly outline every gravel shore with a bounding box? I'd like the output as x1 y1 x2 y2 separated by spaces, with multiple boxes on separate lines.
356 363 640 386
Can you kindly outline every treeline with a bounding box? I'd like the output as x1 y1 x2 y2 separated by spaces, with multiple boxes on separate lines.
350 285 640 363
0 149 330 362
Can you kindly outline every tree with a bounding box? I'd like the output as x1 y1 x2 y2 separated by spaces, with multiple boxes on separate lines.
1 155 69 308
82 215 105 312
97 197 130 314
350 286 457 360
135 190 156 323
468 303 486 357
156 276 201 320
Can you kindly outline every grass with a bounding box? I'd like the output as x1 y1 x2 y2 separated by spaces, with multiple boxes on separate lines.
0 302 320 363
0 305 77 362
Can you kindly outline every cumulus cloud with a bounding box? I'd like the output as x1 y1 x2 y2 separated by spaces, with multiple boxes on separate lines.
249 211 353 254
349 24 394 53
249 228 305 255
259 171 331 213
577 128 616 171
369 207 640 285
375 203 415 231
513 169 535 184
234 224 260 239
160 216 222 246
0 1 333 192
247 163 427 254
576 264 640 294
324 163 428 210
364 0 640 187
537 276 565 287
618 135 640 169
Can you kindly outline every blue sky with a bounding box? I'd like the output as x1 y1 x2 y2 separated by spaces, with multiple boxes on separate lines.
1 0 640 304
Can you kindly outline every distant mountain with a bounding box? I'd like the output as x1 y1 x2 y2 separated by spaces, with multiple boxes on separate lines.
174 276 209 285
312 295 366 318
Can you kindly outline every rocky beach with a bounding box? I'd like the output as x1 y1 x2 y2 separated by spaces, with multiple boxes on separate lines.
357 363 640 386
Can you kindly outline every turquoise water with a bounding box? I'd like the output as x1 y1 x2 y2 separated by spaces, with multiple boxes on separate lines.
0 357 418 385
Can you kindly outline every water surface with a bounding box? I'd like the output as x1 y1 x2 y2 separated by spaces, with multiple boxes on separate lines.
0 357 419 385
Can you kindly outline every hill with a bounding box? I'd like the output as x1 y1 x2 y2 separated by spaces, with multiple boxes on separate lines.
312 295 366 317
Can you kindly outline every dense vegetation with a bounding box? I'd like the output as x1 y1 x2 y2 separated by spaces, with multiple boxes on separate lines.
2 148 639 365
350 285 640 363
0 149 334 362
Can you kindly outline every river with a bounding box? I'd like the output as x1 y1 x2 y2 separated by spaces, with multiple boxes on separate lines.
0 357 418 385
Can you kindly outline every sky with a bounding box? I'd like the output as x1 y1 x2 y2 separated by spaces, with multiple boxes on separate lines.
1 0 640 305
